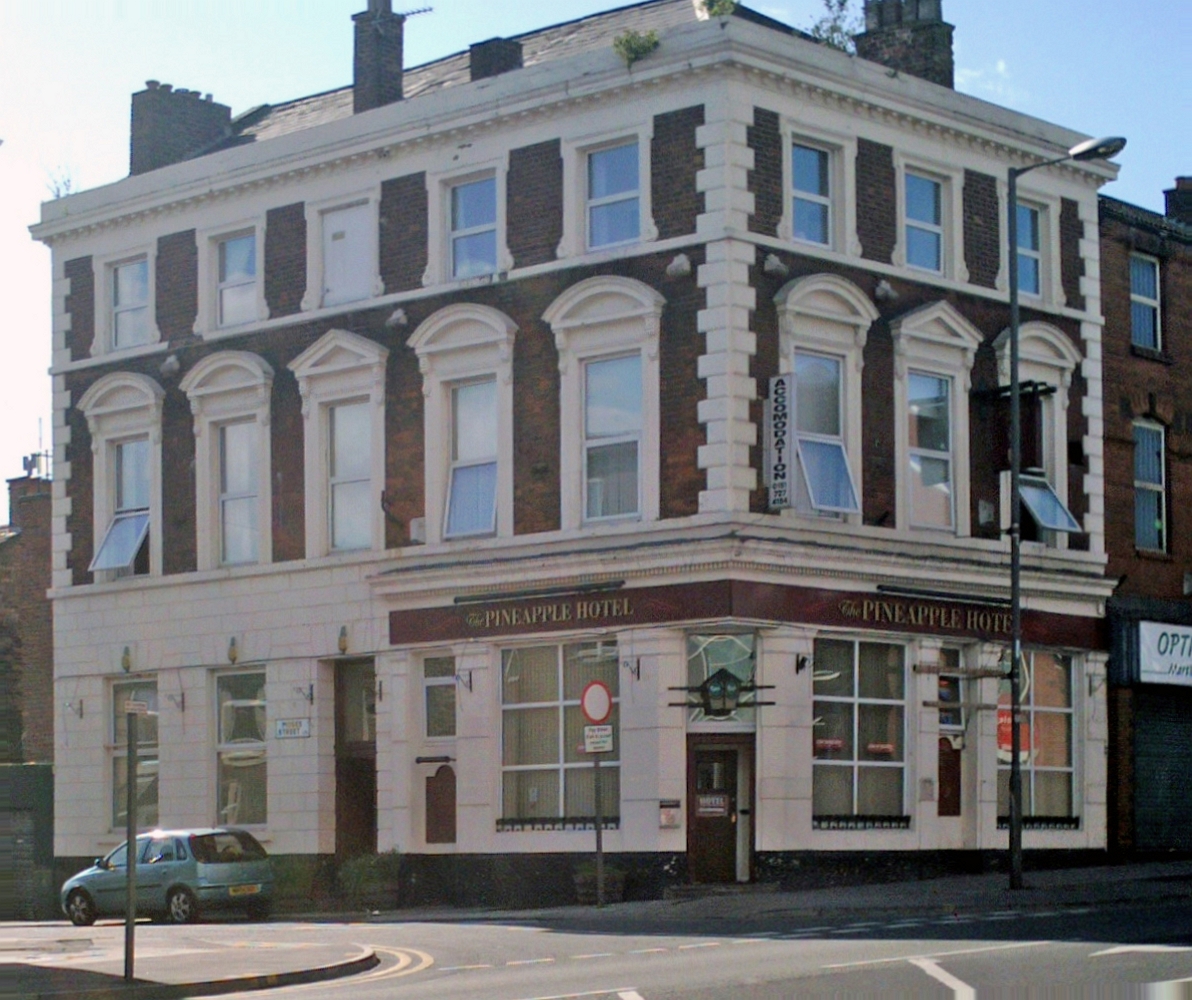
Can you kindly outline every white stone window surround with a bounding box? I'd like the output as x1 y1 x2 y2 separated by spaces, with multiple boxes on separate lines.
997 185 1063 306
408 303 517 545
77 372 165 580
779 123 859 257
424 160 513 287
891 301 982 537
774 274 879 527
994 321 1083 551
93 245 161 357
288 329 388 558
180 351 275 571
194 221 267 337
543 276 663 531
893 152 967 283
557 124 659 260
301 189 384 312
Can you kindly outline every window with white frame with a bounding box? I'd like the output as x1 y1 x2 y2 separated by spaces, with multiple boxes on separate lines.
1134 422 1166 551
998 652 1074 820
409 304 516 545
216 671 266 826
180 351 273 571
544 276 663 531
111 679 158 829
321 203 374 307
423 656 456 739
1130 254 1161 350
891 301 980 536
907 372 954 530
937 647 965 731
905 172 943 272
450 177 497 279
994 322 1083 546
80 373 165 578
1015 203 1042 296
775 274 878 523
584 354 641 520
812 638 906 819
217 233 257 327
112 257 151 348
445 379 498 537
501 641 619 824
289 329 388 557
329 400 372 551
587 142 639 249
218 421 259 564
792 351 859 514
792 143 832 246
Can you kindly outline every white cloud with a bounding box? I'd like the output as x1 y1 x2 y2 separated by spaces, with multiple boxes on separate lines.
956 58 1029 105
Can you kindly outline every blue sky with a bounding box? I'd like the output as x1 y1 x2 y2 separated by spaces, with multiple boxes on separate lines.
0 0 1187 522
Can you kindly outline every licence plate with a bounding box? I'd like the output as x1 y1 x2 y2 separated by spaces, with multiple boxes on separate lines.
228 884 261 896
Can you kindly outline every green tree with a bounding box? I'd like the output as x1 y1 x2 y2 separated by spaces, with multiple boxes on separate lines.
808 0 864 54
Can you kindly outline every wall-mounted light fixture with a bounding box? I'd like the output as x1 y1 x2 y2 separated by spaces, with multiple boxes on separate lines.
64 700 84 719
455 670 473 692
121 647 132 673
295 683 314 705
622 657 641 681
338 626 349 655
167 692 186 712
227 637 239 664
796 655 810 674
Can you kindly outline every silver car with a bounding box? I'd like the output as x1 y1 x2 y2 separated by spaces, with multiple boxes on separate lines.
61 827 273 925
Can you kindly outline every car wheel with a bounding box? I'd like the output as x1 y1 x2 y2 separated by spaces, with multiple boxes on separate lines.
66 890 97 927
165 887 198 924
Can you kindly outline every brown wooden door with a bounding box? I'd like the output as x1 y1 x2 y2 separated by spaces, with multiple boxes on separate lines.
688 748 738 883
938 738 962 817
425 765 457 844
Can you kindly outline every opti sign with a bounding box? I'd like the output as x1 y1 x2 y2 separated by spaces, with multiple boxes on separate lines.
1140 622 1192 687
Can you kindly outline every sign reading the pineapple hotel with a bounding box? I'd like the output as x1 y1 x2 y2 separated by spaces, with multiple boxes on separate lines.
1140 622 1192 687
389 581 1100 649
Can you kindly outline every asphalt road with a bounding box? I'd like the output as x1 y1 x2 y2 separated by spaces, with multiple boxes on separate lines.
200 899 1192 998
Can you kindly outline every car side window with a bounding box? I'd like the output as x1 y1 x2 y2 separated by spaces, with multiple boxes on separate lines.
147 837 175 863
175 838 188 861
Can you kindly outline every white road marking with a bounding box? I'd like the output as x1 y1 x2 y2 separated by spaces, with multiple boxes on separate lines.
888 921 924 928
1091 945 1192 957
909 957 976 1000
438 964 493 971
627 947 669 954
507 957 556 965
570 952 616 960
618 993 646 1000
677 942 720 950
512 990 638 1000
824 939 1051 970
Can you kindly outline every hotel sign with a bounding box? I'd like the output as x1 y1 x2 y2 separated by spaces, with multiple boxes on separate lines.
1140 622 1192 687
765 375 792 510
462 596 634 631
837 597 1011 636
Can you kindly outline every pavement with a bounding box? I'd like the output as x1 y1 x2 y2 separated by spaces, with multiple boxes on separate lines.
5 858 1192 999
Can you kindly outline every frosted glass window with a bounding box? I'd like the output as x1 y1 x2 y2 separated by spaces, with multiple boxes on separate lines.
219 421 258 564
329 401 371 550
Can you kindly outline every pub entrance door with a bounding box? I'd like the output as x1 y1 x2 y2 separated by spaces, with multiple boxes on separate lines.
335 659 377 859
687 736 754 883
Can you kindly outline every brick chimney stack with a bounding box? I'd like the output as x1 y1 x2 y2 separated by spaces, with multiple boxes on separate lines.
470 38 524 82
354 0 405 113
1165 177 1192 226
854 0 955 89
129 82 232 176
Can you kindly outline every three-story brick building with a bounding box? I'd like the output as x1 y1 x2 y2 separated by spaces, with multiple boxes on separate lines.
34 0 1123 904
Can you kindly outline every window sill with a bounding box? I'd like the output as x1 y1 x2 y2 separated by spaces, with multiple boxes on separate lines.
1129 344 1171 364
1134 549 1173 562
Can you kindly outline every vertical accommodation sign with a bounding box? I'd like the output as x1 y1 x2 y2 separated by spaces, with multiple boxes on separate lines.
766 375 792 510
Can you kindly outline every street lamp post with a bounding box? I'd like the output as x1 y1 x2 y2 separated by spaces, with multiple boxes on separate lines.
1006 135 1125 890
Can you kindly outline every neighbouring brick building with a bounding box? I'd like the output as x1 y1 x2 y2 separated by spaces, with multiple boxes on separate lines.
1 471 55 919
1101 179 1192 853
33 0 1125 907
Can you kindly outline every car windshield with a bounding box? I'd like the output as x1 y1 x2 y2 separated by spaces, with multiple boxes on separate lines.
104 837 149 868
189 831 268 863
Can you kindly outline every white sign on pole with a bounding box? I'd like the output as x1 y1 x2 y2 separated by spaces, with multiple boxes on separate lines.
584 725 614 754
1140 621 1192 687
580 681 613 724
765 375 792 510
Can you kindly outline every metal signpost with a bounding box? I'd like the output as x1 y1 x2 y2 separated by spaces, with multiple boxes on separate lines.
123 699 148 981
580 681 613 907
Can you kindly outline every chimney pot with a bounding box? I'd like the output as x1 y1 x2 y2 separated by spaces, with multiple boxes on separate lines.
145 79 160 90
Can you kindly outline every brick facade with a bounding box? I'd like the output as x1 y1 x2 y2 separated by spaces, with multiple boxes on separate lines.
0 477 53 763
962 169 999 289
379 173 428 293
652 106 705 240
64 257 94 362
1059 198 1085 312
856 138 896 263
747 107 783 238
507 141 562 269
265 203 307 318
156 230 199 344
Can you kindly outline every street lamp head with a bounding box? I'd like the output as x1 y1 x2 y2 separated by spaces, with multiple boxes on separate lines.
1067 136 1127 162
